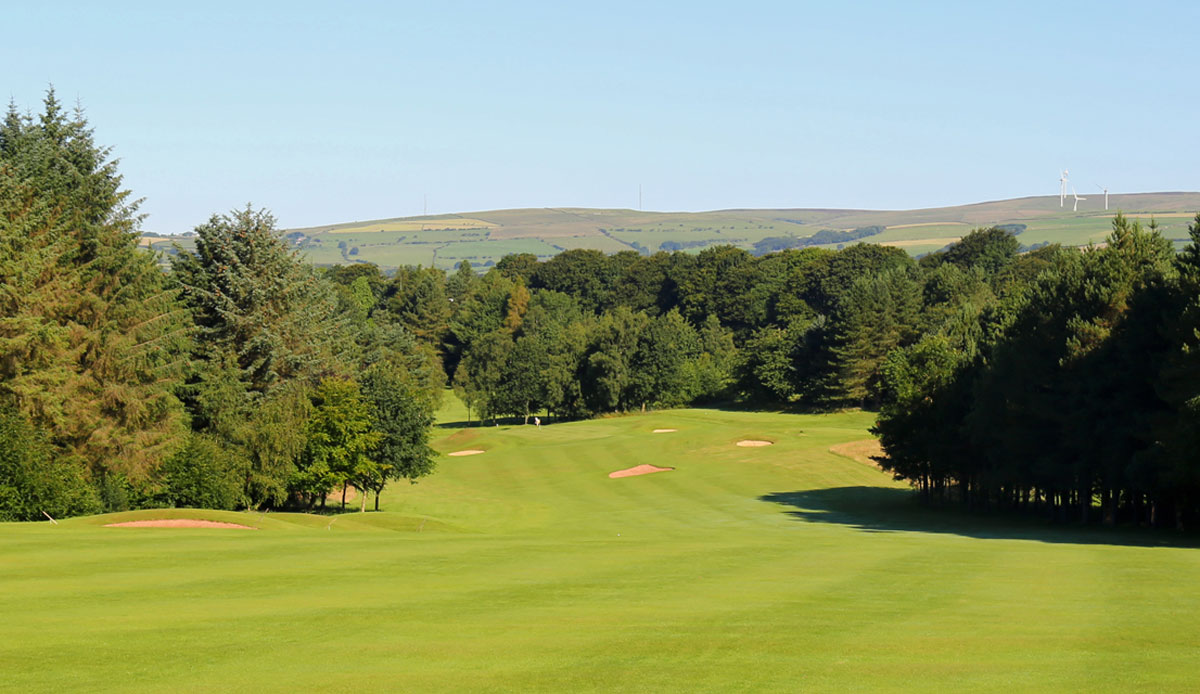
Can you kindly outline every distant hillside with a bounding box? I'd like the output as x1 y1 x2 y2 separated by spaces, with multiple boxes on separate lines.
145 193 1200 270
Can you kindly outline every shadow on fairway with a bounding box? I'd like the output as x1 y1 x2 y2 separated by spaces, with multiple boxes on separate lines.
437 416 560 430
760 487 1200 548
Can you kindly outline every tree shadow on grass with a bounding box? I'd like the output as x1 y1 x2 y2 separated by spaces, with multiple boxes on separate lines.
436 415 563 430
760 487 1200 549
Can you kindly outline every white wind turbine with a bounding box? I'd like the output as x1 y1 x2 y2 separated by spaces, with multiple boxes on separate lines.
1059 169 1070 207
1096 184 1109 210
1072 186 1086 212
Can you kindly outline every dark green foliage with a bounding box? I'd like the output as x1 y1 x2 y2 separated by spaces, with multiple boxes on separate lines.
0 90 190 509
494 253 540 283
448 270 516 349
158 433 248 511
497 333 550 422
360 365 436 510
796 244 913 315
874 211 1200 527
751 225 885 255
628 309 702 409
386 266 451 345
0 404 99 520
582 307 648 412
823 267 923 406
455 329 515 423
172 206 353 394
293 378 381 510
172 206 362 509
942 227 1020 277
445 260 477 303
530 249 619 313
737 316 819 402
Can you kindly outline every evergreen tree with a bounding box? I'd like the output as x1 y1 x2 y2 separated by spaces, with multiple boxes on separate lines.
0 90 190 495
386 266 450 345
172 206 353 394
823 267 923 406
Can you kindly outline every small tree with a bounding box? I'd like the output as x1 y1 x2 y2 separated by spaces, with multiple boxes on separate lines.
361 365 436 510
294 379 380 511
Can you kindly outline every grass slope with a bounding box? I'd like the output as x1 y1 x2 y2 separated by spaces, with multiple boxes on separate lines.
3 404 1199 692
145 193 1200 270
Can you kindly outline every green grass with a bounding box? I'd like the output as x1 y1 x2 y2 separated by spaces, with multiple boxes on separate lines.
144 195 1200 269
5 403 1199 692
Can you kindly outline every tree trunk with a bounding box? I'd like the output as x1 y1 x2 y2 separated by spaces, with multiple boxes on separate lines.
341 484 347 511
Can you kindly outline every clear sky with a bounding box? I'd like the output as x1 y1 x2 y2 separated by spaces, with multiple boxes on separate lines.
5 0 1198 234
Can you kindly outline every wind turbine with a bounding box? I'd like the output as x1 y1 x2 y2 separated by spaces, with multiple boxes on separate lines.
1095 184 1109 210
1072 186 1086 212
1059 169 1070 207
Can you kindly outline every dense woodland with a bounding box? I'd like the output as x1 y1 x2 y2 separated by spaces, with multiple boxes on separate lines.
0 94 437 519
3 93 1200 529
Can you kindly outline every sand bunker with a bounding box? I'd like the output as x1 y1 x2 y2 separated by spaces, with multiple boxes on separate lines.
652 428 677 433
609 464 674 478
104 519 256 529
736 440 774 447
448 449 486 457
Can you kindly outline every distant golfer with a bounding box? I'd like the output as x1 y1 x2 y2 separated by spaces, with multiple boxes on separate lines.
534 416 541 428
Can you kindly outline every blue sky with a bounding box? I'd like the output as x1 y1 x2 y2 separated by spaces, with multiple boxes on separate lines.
5 1 1198 233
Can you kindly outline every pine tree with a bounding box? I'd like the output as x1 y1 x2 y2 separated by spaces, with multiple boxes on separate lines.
172 205 353 393
0 90 190 492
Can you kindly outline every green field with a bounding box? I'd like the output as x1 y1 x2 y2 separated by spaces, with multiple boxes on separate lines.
143 194 1200 270
3 403 1198 692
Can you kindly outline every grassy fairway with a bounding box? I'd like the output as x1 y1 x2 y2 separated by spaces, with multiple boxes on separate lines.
2 407 1199 692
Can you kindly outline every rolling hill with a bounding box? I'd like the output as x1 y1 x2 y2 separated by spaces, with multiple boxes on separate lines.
143 192 1200 270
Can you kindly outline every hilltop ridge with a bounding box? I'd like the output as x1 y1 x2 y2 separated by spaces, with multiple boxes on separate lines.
142 192 1200 269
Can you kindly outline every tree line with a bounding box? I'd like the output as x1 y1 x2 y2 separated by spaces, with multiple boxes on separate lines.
407 223 1052 418
5 90 1200 529
0 92 437 520
875 213 1200 529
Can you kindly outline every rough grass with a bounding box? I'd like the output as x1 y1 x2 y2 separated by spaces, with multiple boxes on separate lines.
3 401 1199 692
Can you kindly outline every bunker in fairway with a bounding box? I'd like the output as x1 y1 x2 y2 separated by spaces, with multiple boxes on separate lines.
608 464 674 478
104 519 257 529
736 439 773 447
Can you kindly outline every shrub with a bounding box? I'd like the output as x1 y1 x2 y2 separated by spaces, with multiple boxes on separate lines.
159 434 249 510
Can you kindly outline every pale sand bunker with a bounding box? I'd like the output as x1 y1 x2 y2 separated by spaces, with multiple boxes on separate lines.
609 464 674 478
448 449 486 457
736 440 774 447
652 428 677 433
829 439 886 470
104 519 256 529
